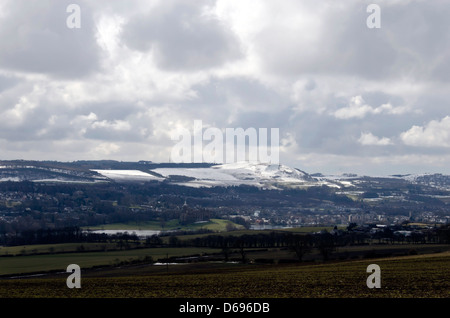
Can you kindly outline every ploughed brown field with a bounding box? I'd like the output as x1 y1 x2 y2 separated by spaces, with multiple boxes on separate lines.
0 251 448 298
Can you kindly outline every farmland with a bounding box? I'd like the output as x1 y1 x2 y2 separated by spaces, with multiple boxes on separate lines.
0 246 221 276
0 223 448 298
0 251 448 298
84 218 246 232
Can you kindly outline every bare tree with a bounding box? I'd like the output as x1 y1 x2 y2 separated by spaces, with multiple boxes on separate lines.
288 234 312 262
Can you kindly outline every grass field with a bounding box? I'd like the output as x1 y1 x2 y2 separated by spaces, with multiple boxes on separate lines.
0 242 122 256
164 225 338 243
0 247 221 276
84 218 246 232
0 252 448 298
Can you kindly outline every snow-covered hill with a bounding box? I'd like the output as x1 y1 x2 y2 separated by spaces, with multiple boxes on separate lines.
3 160 449 191
393 173 450 190
150 162 320 188
0 162 107 183
213 161 312 183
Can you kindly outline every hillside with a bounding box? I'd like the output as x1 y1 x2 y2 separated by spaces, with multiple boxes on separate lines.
2 160 450 194
150 162 320 188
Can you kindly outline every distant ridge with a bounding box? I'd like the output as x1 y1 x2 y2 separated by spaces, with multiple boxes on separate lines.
1 159 450 191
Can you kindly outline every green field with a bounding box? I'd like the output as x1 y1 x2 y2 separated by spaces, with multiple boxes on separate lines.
0 247 220 276
0 243 121 256
84 218 245 232
164 225 338 243
0 252 448 298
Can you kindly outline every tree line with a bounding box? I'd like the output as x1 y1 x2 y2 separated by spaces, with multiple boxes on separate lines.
169 225 450 262
0 226 140 246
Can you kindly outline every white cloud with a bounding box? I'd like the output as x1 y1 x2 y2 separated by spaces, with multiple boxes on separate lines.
94 142 121 156
334 96 373 119
358 132 393 146
91 119 131 132
400 116 450 147
333 95 409 119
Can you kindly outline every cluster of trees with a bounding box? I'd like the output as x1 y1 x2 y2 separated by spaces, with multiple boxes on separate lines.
166 231 342 262
0 226 140 246
168 225 450 262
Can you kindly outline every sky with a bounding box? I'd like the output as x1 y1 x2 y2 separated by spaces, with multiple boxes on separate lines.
0 0 450 176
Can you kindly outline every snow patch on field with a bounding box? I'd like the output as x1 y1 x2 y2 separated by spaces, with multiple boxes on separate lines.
93 170 164 181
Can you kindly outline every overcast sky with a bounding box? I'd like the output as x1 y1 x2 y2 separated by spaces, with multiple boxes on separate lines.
0 0 449 176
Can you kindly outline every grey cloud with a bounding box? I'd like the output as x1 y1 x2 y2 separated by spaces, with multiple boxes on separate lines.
255 1 450 82
361 91 405 109
231 109 294 131
78 101 143 122
83 124 142 142
0 0 101 78
0 97 147 143
289 109 397 157
82 115 154 143
0 99 71 142
0 75 20 93
254 3 395 79
185 77 291 123
121 0 243 71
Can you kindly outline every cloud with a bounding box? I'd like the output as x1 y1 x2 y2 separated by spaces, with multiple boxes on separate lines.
400 116 450 147
244 0 450 82
333 95 409 119
0 0 101 78
121 0 243 71
95 142 121 156
0 0 449 175
358 132 393 146
0 75 20 93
